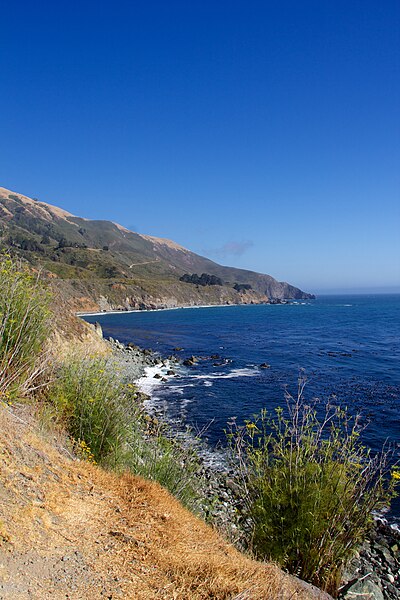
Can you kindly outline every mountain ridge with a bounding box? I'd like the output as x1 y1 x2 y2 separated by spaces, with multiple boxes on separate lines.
0 186 314 311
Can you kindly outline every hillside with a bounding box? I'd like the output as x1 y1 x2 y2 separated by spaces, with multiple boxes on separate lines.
0 404 330 599
0 187 314 311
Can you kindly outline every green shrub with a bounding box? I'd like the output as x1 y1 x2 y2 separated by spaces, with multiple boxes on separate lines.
48 357 204 511
227 385 398 595
0 255 51 399
49 357 131 467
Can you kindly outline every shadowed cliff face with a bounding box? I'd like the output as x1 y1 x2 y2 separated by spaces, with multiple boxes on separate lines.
0 186 314 310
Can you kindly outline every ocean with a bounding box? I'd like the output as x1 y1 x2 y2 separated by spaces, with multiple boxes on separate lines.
83 294 400 519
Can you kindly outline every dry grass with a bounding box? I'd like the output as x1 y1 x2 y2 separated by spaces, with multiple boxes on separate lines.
0 405 331 599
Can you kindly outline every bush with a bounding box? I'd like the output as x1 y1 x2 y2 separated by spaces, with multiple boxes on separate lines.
0 255 51 399
49 357 131 467
48 357 204 511
227 384 398 595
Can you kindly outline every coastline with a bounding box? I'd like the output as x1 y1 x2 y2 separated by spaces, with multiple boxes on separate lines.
76 297 298 317
104 333 400 599
106 335 244 541
77 303 244 317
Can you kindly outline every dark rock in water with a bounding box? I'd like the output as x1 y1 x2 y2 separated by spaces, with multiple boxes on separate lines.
183 355 200 367
167 355 179 362
173 347 183 352
153 373 162 379
260 363 270 369
210 354 221 360
269 298 288 304
166 370 176 376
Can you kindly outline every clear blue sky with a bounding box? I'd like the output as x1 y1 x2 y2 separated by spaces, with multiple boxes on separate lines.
1 1 399 294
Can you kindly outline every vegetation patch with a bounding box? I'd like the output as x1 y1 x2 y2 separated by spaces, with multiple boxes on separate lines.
46 356 204 511
0 254 51 400
180 272 223 286
48 357 131 467
227 384 398 595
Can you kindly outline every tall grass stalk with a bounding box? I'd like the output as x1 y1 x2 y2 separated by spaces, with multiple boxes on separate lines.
0 255 51 399
227 382 398 595
125 422 204 512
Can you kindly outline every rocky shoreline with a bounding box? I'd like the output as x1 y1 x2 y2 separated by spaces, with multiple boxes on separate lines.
78 295 294 317
105 333 399 600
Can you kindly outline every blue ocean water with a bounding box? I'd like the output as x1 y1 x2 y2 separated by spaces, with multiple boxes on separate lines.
83 294 400 516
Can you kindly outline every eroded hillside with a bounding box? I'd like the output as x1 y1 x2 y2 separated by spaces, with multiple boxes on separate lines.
0 405 330 600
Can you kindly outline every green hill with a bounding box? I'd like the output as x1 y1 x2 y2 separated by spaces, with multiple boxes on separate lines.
0 186 314 311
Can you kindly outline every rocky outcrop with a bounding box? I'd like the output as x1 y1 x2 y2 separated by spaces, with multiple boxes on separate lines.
339 520 399 600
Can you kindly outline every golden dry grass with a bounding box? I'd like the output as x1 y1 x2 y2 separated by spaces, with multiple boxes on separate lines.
0 406 331 599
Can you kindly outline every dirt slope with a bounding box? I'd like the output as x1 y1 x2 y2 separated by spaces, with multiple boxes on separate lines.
0 406 331 600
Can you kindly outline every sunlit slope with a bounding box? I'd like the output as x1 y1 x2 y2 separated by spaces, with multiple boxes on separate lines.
0 186 313 308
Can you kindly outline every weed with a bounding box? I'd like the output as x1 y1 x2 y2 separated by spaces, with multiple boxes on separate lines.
126 420 204 513
227 381 398 595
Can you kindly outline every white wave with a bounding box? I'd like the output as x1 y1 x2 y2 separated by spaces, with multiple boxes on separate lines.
171 387 185 395
136 361 174 394
180 398 194 408
169 383 195 394
189 367 258 381
136 366 164 395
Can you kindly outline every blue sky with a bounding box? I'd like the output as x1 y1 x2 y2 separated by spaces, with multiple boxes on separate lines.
1 1 399 294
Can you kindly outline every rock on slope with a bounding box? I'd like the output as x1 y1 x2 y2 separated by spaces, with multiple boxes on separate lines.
0 405 330 600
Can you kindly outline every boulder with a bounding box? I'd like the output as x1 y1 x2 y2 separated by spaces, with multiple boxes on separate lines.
343 578 384 600
183 355 200 367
